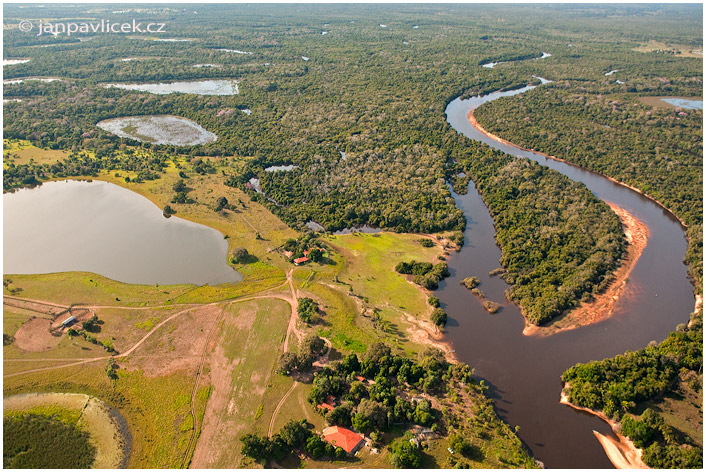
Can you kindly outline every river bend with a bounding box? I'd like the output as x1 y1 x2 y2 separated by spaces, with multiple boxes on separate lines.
442 81 695 468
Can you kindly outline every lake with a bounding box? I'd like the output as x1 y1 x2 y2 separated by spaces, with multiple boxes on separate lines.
3 180 241 285
104 79 238 95
96 115 217 146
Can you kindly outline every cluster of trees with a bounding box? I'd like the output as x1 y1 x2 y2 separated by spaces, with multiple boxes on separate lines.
297 298 319 324
307 344 471 433
278 333 326 374
395 261 450 290
562 312 702 418
283 235 327 263
3 148 168 192
562 312 702 467
3 413 97 468
241 419 348 465
622 409 702 468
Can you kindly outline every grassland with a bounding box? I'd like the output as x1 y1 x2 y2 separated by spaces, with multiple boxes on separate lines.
633 40 703 57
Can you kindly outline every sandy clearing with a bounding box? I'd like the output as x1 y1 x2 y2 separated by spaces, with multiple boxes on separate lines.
13 317 62 351
560 389 648 469
524 203 649 336
402 312 458 363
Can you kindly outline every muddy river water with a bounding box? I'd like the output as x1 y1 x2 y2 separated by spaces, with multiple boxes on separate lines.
442 82 695 468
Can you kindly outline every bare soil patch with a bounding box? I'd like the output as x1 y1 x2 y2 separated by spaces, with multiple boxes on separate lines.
13 317 62 351
124 304 221 377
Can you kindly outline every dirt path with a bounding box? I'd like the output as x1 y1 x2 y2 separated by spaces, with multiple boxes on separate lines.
560 390 648 469
180 304 230 469
282 270 302 353
524 204 649 336
268 380 298 438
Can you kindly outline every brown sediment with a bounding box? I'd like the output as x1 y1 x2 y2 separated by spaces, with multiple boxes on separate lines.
524 203 649 336
560 390 648 469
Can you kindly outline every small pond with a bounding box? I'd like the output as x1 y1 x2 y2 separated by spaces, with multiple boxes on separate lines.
96 115 217 146
332 224 381 235
3 59 30 66
3 180 241 285
264 164 298 172
104 79 238 95
661 98 703 110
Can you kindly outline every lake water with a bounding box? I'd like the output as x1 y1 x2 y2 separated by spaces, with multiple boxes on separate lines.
104 79 238 95
3 59 30 66
264 165 298 172
332 224 381 235
662 98 703 109
96 115 217 146
444 81 694 468
3 180 241 285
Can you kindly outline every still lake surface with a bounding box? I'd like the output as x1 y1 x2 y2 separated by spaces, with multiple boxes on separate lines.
3 180 241 285
444 81 694 468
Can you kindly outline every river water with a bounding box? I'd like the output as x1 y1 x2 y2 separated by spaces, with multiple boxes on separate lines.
442 82 695 468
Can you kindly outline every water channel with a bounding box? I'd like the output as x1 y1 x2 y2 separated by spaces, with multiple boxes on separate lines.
442 81 695 468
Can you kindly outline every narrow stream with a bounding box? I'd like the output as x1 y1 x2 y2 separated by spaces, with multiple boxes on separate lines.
441 81 695 468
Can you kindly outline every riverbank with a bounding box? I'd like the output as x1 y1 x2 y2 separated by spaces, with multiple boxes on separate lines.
524 203 649 336
559 390 648 469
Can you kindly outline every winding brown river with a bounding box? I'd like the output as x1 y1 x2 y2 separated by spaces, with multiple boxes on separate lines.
442 81 695 468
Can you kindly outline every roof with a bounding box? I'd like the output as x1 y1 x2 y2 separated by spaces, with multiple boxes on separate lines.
322 426 365 453
317 402 335 411
61 315 77 325
293 257 309 264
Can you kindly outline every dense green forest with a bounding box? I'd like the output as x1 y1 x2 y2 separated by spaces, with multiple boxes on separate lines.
562 310 703 468
475 66 703 291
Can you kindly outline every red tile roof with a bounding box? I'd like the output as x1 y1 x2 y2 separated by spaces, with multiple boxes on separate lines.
317 402 335 411
322 426 365 453
293 257 309 264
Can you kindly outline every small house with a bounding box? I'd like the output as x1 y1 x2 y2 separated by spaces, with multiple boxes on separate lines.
322 426 365 454
293 257 309 265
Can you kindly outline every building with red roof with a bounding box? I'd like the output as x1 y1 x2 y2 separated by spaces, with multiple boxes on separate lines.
293 256 309 265
322 426 365 454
